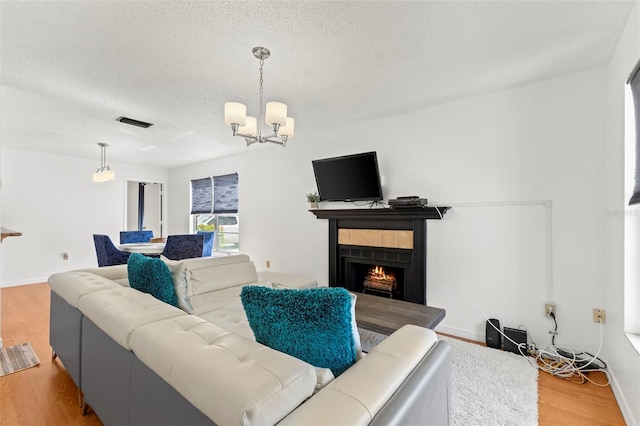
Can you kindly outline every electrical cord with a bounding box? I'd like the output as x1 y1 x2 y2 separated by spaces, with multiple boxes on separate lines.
426 200 610 385
351 200 389 209
549 311 558 346
533 320 609 386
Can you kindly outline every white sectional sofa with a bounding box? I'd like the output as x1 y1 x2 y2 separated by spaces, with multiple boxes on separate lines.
49 254 451 425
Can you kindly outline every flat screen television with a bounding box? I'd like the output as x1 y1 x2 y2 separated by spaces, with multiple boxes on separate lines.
312 151 383 202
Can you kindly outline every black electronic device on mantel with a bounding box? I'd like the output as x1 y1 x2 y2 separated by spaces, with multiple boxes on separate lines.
485 318 502 349
312 151 383 202
389 197 428 208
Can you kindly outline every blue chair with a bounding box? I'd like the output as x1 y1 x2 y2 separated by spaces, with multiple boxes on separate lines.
93 234 131 267
161 234 204 261
197 231 215 257
120 230 154 244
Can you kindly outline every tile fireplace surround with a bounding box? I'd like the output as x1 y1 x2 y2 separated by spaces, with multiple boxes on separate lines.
311 207 450 305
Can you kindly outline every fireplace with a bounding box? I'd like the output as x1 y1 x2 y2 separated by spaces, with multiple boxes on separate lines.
311 207 450 305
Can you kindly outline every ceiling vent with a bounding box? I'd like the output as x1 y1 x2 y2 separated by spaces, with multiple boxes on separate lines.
116 116 153 128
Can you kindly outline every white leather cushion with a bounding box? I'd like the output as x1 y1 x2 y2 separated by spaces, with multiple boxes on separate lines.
48 271 123 307
314 368 335 394
161 257 194 314
77 286 185 349
279 325 438 425
114 278 130 287
257 271 318 289
130 315 317 426
78 264 129 281
191 283 273 340
182 254 258 296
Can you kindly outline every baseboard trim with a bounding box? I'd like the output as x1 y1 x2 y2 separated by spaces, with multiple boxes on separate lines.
608 367 637 426
0 278 48 288
434 324 483 342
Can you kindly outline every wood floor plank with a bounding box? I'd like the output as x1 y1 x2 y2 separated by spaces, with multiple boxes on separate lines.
0 283 628 425
538 370 624 425
1 283 102 426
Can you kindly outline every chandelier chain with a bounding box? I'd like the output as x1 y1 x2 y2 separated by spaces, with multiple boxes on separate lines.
258 58 265 139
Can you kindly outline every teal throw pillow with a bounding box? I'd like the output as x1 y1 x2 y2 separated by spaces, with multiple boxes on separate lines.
240 286 357 376
127 253 178 307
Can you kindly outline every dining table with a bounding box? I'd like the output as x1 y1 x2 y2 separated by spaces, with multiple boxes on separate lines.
118 242 165 256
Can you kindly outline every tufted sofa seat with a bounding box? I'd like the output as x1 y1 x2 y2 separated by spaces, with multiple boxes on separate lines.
131 315 317 426
49 253 451 425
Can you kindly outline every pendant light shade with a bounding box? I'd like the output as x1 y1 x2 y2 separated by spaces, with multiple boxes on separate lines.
224 102 247 126
265 102 287 126
279 117 295 138
92 143 115 183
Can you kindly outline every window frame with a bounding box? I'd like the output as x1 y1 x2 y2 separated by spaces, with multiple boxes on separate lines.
190 173 239 254
624 58 640 353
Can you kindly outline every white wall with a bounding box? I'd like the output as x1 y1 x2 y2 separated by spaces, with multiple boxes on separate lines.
605 2 640 424
169 67 608 355
0 147 167 286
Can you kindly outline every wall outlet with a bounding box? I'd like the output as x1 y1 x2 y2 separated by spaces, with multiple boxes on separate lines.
593 308 606 324
545 302 556 317
266 260 271 268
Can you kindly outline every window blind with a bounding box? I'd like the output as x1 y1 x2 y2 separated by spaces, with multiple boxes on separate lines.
628 57 640 205
213 173 239 213
190 177 213 214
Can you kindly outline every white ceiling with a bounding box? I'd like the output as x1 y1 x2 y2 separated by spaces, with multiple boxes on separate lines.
0 1 635 169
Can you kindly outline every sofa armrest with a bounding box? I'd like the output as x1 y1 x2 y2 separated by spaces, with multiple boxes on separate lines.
77 264 129 281
279 325 449 426
257 271 318 289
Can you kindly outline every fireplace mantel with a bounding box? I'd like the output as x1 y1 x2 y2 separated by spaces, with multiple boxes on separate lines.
311 206 451 305
310 207 450 220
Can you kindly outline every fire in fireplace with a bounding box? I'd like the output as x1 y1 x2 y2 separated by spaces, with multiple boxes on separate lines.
363 265 397 297
345 261 404 300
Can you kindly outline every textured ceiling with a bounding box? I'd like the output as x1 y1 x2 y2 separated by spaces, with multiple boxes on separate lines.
0 1 635 168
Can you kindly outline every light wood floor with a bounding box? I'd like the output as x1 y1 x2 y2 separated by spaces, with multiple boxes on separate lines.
0 283 627 425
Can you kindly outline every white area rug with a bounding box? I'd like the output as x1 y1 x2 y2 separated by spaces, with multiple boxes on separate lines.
358 329 538 426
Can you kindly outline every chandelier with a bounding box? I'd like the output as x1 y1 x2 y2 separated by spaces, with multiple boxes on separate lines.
92 142 115 182
224 47 294 147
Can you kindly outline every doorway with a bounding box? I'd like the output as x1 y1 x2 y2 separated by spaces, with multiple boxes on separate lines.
125 180 164 237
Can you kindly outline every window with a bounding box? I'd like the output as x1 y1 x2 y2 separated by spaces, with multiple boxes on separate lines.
191 173 239 253
625 57 640 352
628 59 640 205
